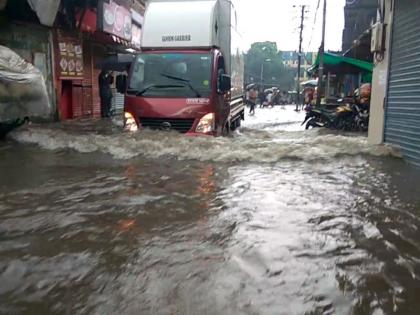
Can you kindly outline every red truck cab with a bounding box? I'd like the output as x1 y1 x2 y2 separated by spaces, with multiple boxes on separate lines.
124 49 238 135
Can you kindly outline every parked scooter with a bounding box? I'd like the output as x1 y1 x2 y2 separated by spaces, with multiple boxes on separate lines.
302 106 331 129
353 103 370 132
302 102 370 131
352 86 370 131
302 103 354 130
303 83 371 131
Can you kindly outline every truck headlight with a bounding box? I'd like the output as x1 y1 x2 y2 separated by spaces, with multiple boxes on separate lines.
124 112 138 132
196 113 215 133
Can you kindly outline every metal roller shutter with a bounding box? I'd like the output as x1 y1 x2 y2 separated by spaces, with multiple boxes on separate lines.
385 0 420 167
114 92 125 114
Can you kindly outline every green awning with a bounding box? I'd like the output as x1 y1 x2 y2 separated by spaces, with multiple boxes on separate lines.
309 52 373 74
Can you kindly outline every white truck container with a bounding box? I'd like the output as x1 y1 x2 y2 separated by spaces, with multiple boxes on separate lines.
141 0 244 100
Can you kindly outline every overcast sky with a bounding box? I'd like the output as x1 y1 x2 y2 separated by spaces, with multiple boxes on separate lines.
235 0 346 53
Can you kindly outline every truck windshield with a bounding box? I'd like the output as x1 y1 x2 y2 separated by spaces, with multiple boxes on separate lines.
128 53 212 97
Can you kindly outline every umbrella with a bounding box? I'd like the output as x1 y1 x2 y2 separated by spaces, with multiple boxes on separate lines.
300 79 318 87
96 53 135 71
246 83 257 90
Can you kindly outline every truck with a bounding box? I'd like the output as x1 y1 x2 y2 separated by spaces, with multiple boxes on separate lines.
119 0 245 136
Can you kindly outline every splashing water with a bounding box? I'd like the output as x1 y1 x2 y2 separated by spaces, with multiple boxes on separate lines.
10 108 397 163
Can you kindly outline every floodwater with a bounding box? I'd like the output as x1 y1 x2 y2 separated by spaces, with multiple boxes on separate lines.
1 106 420 315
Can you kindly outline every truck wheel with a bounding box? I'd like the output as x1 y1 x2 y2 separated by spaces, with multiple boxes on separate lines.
222 122 230 136
231 118 241 131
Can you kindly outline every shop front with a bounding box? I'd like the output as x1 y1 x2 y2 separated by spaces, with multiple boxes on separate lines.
56 0 142 120
383 0 420 167
309 52 373 106
54 30 86 120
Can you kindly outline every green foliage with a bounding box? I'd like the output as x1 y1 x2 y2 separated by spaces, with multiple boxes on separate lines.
244 41 295 90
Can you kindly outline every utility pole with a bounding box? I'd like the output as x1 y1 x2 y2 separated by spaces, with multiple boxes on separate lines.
296 5 306 111
260 58 271 90
260 62 264 88
316 0 327 106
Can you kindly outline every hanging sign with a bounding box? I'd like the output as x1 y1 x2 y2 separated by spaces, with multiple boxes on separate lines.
98 0 132 41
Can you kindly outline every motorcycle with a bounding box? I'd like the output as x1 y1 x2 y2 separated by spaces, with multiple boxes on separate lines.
353 103 370 132
302 104 354 130
302 107 331 129
303 84 371 131
302 103 369 132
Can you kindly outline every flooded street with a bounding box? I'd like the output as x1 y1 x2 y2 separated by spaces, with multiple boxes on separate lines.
2 106 420 315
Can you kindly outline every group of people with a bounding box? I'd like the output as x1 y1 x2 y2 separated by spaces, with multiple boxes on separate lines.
245 85 288 115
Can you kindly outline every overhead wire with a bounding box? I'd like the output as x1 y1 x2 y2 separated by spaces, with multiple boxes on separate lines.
307 0 321 50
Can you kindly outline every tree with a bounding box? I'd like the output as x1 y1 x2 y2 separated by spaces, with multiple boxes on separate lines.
244 41 295 91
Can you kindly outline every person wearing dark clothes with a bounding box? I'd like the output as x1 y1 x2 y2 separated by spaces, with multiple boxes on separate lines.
99 70 114 118
259 89 265 107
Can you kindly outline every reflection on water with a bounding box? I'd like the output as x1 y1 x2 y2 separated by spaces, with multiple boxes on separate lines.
1 107 420 314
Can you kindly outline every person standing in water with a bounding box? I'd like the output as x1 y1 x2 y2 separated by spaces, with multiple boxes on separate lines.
99 70 114 118
249 86 258 115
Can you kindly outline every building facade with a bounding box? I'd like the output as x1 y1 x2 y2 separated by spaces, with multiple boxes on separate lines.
0 0 145 122
369 0 420 167
281 51 317 82
342 0 378 53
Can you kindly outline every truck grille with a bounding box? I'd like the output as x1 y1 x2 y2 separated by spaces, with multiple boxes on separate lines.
139 117 195 133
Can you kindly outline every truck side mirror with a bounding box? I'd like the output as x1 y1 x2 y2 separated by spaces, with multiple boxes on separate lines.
218 74 231 94
116 75 127 94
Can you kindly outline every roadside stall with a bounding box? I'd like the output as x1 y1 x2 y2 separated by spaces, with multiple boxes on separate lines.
308 52 373 106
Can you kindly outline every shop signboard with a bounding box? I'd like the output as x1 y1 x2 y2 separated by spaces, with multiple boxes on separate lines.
98 0 132 41
55 31 83 80
132 24 141 49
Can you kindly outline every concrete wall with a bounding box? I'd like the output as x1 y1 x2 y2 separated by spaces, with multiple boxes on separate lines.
368 0 393 145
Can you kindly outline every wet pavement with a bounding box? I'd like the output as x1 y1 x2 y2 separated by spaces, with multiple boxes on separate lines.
1 106 420 315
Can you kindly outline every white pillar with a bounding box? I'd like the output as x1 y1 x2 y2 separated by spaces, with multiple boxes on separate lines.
368 0 393 145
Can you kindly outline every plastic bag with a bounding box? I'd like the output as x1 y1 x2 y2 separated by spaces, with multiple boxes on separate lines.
0 45 51 121
0 0 7 11
27 0 60 27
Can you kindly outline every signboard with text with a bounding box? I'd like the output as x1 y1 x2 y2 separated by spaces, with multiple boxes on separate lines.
55 31 83 80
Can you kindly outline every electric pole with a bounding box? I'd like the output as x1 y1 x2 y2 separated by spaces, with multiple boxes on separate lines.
296 5 306 111
316 0 327 106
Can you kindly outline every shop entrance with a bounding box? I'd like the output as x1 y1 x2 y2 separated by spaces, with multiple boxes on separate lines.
60 80 73 120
